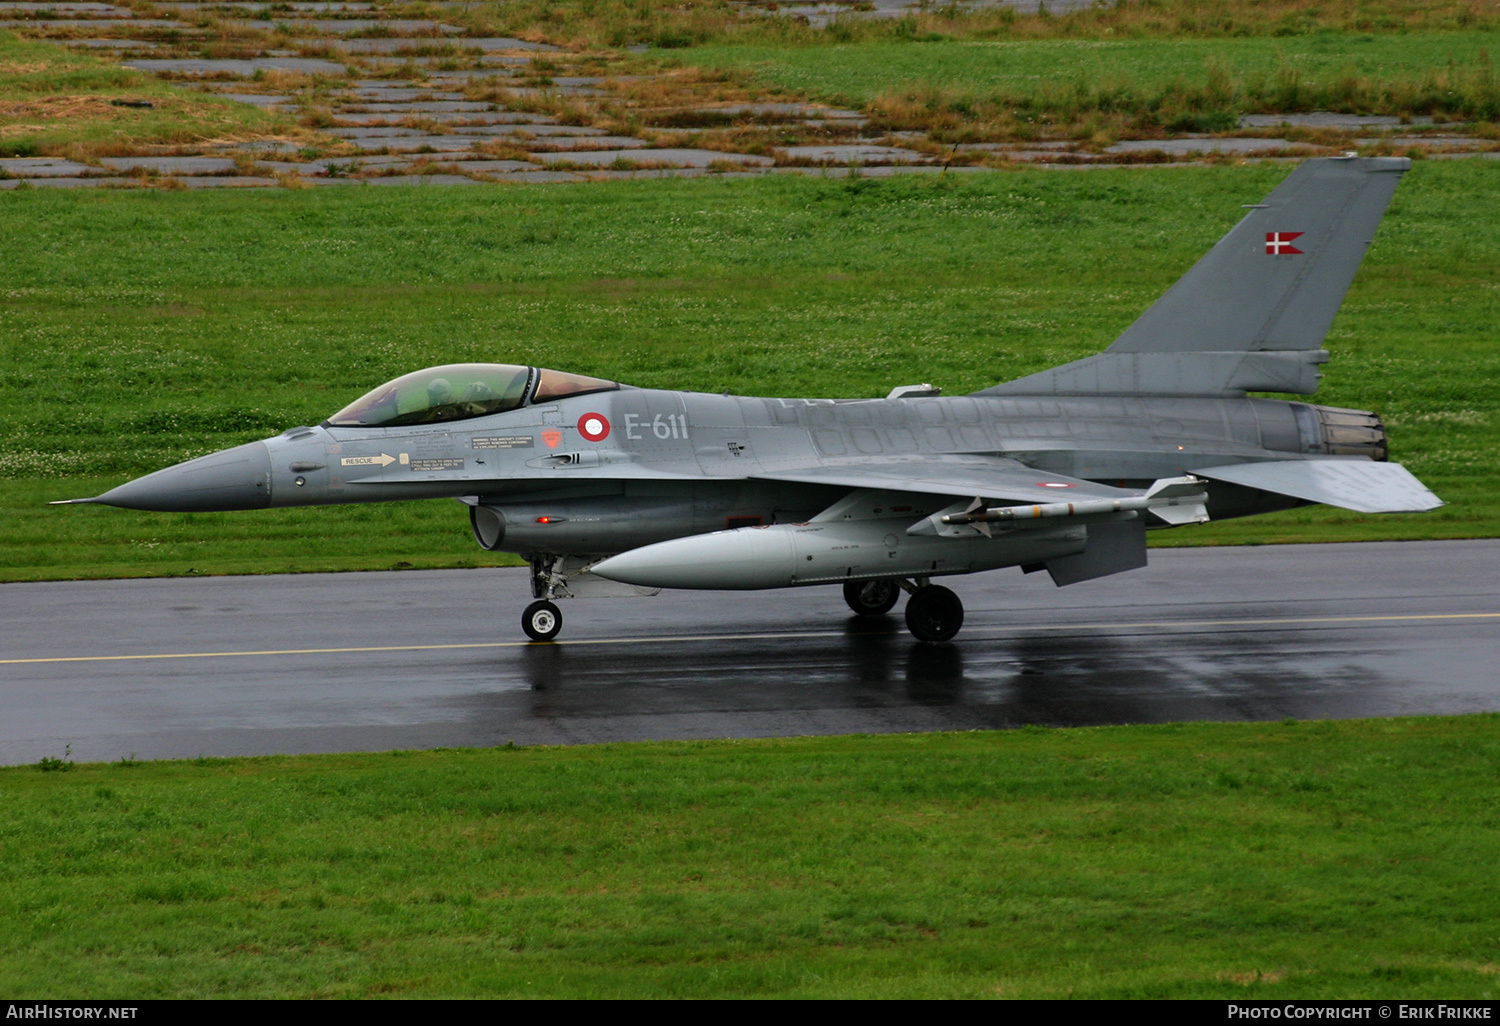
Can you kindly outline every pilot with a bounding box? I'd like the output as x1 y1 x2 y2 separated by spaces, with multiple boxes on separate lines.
422 377 454 421
456 380 496 415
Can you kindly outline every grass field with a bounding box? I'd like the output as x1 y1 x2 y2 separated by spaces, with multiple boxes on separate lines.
2 161 1496 580
675 32 1500 132
3 719 1498 998
461 0 1500 51
681 33 1500 103
0 32 285 159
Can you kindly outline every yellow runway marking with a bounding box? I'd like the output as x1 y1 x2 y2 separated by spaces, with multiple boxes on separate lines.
3 612 1497 666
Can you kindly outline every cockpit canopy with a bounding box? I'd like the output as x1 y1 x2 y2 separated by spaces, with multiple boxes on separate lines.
326 364 618 428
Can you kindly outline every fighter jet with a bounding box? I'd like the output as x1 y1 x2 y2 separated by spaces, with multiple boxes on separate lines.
59 156 1441 642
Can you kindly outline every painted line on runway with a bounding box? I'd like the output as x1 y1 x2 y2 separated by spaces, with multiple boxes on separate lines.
4 611 1498 665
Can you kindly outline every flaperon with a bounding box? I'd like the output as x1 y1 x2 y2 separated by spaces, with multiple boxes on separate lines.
59 157 1440 643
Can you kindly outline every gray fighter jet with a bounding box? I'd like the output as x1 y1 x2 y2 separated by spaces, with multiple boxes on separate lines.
59 156 1441 642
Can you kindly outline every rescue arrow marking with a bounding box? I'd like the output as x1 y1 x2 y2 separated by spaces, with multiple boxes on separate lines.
339 453 397 468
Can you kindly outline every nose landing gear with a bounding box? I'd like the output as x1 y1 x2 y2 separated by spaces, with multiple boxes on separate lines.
521 600 562 642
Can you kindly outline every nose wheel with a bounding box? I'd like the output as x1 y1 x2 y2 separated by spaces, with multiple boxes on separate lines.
904 585 963 643
522 600 563 641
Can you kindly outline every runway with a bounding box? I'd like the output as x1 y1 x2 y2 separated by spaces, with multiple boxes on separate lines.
2 539 1497 765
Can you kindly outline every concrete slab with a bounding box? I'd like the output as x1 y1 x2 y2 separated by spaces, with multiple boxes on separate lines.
325 126 427 137
179 176 277 188
361 173 482 186
125 57 346 76
956 141 1071 151
344 89 467 101
525 136 646 151
160 2 374 10
337 135 480 152
536 148 773 167
486 170 583 183
222 140 304 154
426 159 535 173
243 19 460 33
337 101 493 112
502 85 606 98
406 112 556 125
342 155 419 169
1106 138 1303 155
582 168 719 180
1361 136 1489 148
713 102 864 120
61 38 160 48
0 157 94 178
0 3 130 11
253 160 337 174
780 144 931 164
989 150 1087 162
1 177 114 189
99 156 240 173
772 164 988 178
425 69 518 80
1239 113 1436 128
456 123 607 136
319 36 557 54
0 18 180 28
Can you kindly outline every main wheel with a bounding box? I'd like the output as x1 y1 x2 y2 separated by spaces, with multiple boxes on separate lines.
904 585 964 643
843 578 900 616
522 599 563 641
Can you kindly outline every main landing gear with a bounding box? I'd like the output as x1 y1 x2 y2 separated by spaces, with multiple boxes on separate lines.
843 577 965 643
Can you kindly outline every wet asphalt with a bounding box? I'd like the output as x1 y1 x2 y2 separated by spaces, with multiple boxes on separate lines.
1 539 1497 765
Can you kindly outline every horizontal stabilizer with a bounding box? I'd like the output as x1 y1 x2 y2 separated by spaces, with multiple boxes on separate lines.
1193 459 1443 513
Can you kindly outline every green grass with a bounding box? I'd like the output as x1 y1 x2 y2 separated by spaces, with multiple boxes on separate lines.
2 161 1496 580
4 719 1499 997
675 33 1500 128
680 33 1500 105
0 31 284 158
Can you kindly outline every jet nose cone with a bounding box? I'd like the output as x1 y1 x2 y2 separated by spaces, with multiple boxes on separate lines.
93 441 274 512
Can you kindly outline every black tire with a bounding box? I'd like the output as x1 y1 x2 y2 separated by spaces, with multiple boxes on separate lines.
843 578 900 616
522 599 563 641
904 585 964 643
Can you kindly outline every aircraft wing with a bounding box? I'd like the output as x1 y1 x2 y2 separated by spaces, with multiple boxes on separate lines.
1192 458 1443 513
752 453 1141 504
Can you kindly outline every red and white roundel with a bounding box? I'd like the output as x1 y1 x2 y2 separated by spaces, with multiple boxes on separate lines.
577 413 611 442
1037 481 1075 488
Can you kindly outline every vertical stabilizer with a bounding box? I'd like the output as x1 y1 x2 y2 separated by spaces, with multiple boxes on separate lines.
980 157 1408 398
1108 156 1408 355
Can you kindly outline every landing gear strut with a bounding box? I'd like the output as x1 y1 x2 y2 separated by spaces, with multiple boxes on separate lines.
904 585 964 643
522 600 563 642
842 578 901 617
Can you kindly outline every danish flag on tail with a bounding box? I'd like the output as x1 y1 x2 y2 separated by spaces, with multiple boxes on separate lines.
1266 231 1304 254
